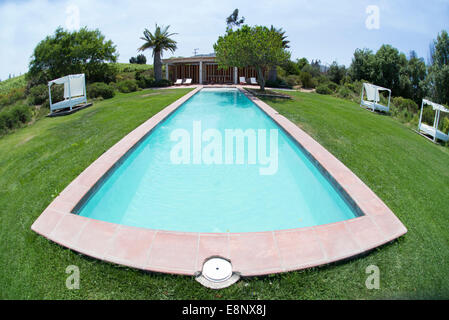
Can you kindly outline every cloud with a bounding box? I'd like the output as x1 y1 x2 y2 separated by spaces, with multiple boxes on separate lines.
0 0 448 80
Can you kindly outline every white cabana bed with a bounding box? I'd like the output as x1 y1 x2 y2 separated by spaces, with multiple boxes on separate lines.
360 83 391 112
418 99 449 142
48 74 87 113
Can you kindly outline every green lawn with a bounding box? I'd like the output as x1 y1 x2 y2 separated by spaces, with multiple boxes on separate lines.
0 89 448 299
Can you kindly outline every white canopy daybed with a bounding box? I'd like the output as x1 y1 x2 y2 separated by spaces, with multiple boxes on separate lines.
418 99 449 142
360 83 391 113
48 74 87 113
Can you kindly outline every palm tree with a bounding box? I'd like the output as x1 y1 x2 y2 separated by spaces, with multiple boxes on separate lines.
138 24 177 81
268 26 290 82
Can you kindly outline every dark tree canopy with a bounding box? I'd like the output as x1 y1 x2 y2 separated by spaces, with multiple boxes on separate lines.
429 30 449 104
129 54 147 64
327 62 347 84
214 25 290 90
349 45 427 104
28 27 118 85
226 9 245 29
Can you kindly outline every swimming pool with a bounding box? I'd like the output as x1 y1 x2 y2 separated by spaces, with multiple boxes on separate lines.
32 86 406 277
75 88 359 232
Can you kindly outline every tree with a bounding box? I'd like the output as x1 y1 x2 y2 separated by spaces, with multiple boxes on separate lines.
214 25 291 91
327 61 347 84
428 30 449 104
138 24 177 81
373 44 406 93
268 26 290 82
129 54 147 64
28 27 118 85
226 9 245 30
402 51 427 102
296 58 309 71
136 54 147 64
349 48 375 82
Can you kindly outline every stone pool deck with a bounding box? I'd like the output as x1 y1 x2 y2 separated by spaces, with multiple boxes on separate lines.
31 85 407 277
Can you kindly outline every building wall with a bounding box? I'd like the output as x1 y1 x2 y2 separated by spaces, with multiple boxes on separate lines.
167 63 267 84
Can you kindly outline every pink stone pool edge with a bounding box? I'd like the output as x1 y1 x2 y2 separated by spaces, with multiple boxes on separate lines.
31 85 407 277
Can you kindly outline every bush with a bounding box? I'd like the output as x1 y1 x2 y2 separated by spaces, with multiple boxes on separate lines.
136 74 155 89
0 104 32 134
265 78 291 89
442 117 449 134
337 86 352 98
29 84 64 106
116 79 138 93
151 79 172 87
285 75 301 87
87 82 115 99
316 84 333 95
28 84 48 105
0 112 8 134
0 87 27 106
392 97 419 114
0 94 7 107
327 82 338 91
299 71 316 89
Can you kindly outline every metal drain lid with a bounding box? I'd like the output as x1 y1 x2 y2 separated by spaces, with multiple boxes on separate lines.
202 258 233 283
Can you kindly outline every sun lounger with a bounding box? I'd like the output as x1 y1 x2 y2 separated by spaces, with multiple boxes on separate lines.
174 79 182 85
250 77 258 85
183 78 192 85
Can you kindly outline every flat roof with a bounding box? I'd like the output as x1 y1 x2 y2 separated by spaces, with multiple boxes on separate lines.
162 54 216 64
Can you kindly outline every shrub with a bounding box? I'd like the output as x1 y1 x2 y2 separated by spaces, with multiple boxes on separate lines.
392 97 419 114
316 84 333 95
285 75 301 87
87 82 115 99
327 82 338 91
0 87 27 106
29 84 64 106
151 79 172 87
337 86 352 98
0 104 32 134
136 75 155 89
0 94 7 107
29 84 48 105
116 79 138 93
0 112 8 134
442 117 449 134
299 71 316 89
265 78 291 89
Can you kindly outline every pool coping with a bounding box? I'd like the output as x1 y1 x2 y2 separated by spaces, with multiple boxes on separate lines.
31 85 407 277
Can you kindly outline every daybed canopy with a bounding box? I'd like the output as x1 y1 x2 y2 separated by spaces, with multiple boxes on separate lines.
418 99 449 142
360 83 391 113
48 74 87 113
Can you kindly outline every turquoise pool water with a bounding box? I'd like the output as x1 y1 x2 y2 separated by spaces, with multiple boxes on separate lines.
76 88 358 232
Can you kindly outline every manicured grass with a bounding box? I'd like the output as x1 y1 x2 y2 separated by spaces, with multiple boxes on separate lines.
0 89 448 299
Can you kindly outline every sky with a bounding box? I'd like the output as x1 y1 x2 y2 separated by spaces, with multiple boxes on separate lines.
0 0 448 81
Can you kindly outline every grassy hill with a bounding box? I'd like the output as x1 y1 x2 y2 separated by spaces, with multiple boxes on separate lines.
0 74 27 94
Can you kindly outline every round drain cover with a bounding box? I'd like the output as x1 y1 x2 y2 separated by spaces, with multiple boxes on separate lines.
202 258 233 283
